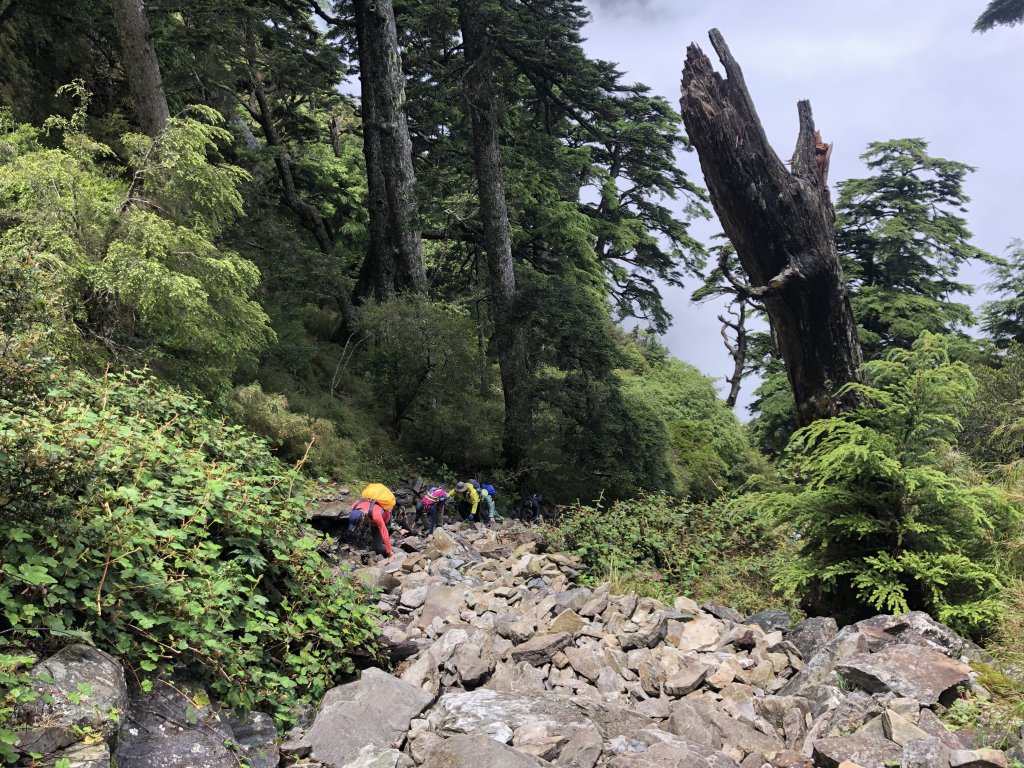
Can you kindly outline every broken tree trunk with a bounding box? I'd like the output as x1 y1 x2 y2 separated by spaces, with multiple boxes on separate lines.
679 29 863 426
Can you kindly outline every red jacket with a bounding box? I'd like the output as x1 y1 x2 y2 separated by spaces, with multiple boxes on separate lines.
351 499 393 555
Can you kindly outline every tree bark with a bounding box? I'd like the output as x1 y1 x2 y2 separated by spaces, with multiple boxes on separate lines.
352 0 428 300
110 0 170 137
679 29 863 426
458 0 532 472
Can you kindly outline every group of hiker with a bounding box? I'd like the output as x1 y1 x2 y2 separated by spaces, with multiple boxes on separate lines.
344 480 549 562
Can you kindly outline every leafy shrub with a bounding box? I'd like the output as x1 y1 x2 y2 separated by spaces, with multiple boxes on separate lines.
356 296 502 468
552 492 797 614
962 343 1024 470
749 333 1020 637
618 344 759 501
0 652 37 763
0 249 58 401
0 366 380 725
228 382 363 479
0 86 272 398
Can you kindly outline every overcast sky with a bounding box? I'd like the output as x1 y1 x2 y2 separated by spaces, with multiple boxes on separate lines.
579 1 1024 412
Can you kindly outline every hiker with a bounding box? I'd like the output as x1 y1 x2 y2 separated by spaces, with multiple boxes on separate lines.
465 479 497 524
346 483 403 563
480 482 500 521
452 481 480 522
415 486 448 535
476 484 496 524
518 492 544 524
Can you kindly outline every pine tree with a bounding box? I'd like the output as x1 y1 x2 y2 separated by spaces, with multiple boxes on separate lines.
981 238 1024 347
974 0 1024 31
750 333 1017 636
835 138 995 357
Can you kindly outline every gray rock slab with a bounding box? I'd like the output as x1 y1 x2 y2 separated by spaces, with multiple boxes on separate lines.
556 726 603 768
744 610 791 633
117 729 239 768
415 585 466 629
811 732 902 768
340 745 415 768
554 587 593 614
421 733 546 768
304 668 435 767
784 617 838 662
620 613 670 651
604 740 741 768
665 699 721 749
662 662 707 697
702 604 744 623
428 689 652 741
892 612 968 657
917 707 968 750
824 690 882 738
881 709 930 746
836 645 970 705
484 661 548 694
225 711 279 768
510 631 572 666
19 643 128 750
116 678 236 768
903 737 951 768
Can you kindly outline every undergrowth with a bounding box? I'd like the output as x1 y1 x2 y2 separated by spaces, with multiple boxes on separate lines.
548 492 800 616
0 366 381 755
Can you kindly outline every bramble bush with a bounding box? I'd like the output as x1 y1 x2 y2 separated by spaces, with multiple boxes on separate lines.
0 365 380 735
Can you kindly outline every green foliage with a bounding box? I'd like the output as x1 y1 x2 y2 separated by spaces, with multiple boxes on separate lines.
981 239 1024 348
0 90 272 398
552 493 797 614
524 269 674 500
0 248 59 400
0 365 380 724
356 296 502 469
228 383 364 479
835 138 993 357
619 354 758 500
749 333 1019 636
747 371 799 457
974 0 1024 31
962 344 1024 469
0 652 38 763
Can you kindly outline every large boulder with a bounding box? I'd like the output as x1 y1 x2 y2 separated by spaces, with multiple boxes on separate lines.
510 632 572 666
745 610 791 633
836 645 971 705
17 644 128 755
301 668 435 767
427 689 651 743
811 733 903 768
604 739 741 768
116 678 240 768
784 617 838 661
420 733 546 767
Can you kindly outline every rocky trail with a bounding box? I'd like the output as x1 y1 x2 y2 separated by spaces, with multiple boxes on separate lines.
15 518 1016 768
